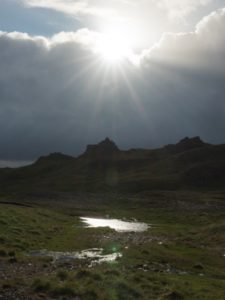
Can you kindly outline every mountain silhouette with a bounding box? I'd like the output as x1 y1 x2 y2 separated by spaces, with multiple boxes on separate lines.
164 136 208 154
82 137 120 159
0 137 225 193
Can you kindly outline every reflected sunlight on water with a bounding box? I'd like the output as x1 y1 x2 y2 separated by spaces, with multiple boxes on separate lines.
80 217 149 232
29 248 122 266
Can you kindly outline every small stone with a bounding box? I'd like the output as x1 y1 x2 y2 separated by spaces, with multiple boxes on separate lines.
193 263 204 270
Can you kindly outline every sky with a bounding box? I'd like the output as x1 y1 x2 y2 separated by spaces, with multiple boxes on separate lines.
0 0 225 165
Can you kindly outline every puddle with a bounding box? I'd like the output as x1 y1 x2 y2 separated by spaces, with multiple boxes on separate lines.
28 218 148 267
80 217 149 232
29 248 122 266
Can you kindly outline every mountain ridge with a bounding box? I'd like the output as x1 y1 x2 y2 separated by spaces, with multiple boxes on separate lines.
34 136 210 163
0 136 224 193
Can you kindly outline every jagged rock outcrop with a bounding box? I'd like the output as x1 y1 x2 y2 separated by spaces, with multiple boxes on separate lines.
83 138 120 159
164 136 208 154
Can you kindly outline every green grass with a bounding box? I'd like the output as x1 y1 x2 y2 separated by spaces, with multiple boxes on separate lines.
0 191 225 299
0 204 106 252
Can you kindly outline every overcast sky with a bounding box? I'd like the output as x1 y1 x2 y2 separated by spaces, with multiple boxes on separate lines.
0 0 225 164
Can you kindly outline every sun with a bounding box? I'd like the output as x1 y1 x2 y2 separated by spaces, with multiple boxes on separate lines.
97 29 133 64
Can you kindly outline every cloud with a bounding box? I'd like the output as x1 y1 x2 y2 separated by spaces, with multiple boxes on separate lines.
23 0 117 19
141 8 225 72
17 0 225 50
158 0 212 19
0 8 225 159
22 0 214 21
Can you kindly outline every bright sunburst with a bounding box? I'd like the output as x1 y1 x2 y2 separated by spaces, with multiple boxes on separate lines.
97 28 133 64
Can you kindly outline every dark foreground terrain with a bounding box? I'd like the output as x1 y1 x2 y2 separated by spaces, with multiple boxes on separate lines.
1 190 225 300
1 137 225 299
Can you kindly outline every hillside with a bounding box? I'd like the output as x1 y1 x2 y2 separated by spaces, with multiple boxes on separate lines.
0 137 225 193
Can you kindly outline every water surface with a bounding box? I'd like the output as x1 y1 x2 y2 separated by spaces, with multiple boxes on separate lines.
28 217 148 266
29 248 121 266
81 217 149 232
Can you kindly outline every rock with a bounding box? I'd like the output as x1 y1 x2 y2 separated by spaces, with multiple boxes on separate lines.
164 136 207 154
193 263 204 270
83 138 120 159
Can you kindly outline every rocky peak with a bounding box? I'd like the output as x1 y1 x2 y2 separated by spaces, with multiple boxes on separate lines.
165 136 208 154
178 136 205 147
84 138 119 158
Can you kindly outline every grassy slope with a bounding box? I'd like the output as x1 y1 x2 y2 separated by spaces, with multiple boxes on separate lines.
0 191 225 299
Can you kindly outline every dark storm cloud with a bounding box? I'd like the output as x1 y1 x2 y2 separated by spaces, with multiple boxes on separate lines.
138 8 225 144
0 8 225 160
